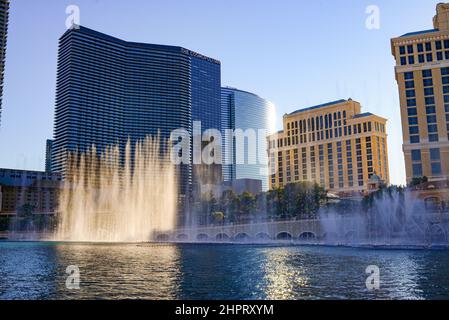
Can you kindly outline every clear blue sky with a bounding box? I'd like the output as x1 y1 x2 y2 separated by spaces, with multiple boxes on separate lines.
0 0 442 185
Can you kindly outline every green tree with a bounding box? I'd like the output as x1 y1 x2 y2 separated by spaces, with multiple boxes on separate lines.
220 190 239 223
266 187 286 219
408 176 428 187
211 211 225 225
238 192 256 222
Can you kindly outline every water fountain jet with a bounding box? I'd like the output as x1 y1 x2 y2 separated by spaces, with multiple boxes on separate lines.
54 136 177 242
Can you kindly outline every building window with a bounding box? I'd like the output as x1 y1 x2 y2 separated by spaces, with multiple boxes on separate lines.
428 124 438 133
409 126 419 135
406 89 416 97
401 57 407 65
412 164 423 177
418 43 424 52
423 78 433 87
405 80 415 89
408 117 418 125
430 148 440 161
431 163 442 176
407 108 417 116
404 72 414 80
427 115 437 123
430 151 441 173
422 69 432 77
411 150 421 161
425 97 435 105
424 88 434 96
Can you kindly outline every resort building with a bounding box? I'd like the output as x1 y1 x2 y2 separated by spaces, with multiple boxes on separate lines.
267 99 389 196
0 0 9 127
221 87 275 191
51 26 221 195
391 3 449 184
0 168 62 215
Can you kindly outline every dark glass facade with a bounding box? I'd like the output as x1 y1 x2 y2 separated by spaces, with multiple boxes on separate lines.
0 0 9 127
190 55 222 194
191 56 221 132
45 139 53 173
51 26 221 195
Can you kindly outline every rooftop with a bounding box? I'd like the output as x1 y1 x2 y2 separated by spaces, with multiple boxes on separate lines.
221 86 264 100
399 28 440 38
63 25 221 65
288 99 348 116
352 112 373 119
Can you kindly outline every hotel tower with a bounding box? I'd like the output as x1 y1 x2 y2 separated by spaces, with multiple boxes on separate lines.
267 99 389 195
391 3 449 183
51 26 221 195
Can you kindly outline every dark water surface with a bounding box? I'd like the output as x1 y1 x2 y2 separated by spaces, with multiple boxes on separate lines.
0 241 448 300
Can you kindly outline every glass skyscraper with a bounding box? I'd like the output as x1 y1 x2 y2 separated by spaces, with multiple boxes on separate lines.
221 87 275 191
51 26 221 195
0 0 9 127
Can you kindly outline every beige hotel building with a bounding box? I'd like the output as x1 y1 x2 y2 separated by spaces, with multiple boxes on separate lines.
391 3 449 184
267 99 389 194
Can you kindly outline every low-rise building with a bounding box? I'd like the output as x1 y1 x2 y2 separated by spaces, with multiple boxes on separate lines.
199 179 263 200
0 168 62 215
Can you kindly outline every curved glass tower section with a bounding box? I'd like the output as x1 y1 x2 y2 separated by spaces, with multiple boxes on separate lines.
52 26 221 195
221 87 275 191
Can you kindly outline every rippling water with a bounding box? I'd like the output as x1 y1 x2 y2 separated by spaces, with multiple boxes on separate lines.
1 242 449 300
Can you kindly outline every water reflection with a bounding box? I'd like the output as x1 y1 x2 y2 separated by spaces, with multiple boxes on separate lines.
175 245 267 299
1 242 449 300
0 242 57 299
262 248 309 300
1 243 182 299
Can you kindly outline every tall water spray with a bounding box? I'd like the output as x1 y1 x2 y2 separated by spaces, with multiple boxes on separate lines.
54 136 177 242
320 187 449 247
